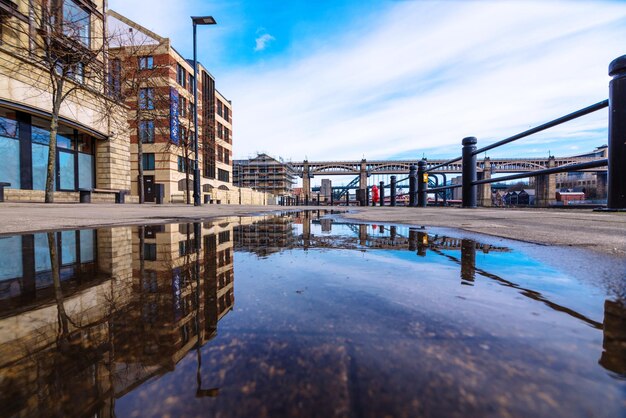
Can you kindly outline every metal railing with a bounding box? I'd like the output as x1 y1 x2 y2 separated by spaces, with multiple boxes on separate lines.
403 55 626 210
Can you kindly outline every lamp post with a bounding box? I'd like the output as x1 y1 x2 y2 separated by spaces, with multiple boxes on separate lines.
191 16 217 206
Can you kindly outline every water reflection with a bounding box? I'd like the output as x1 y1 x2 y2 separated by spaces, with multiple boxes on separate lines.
0 212 624 417
0 222 234 417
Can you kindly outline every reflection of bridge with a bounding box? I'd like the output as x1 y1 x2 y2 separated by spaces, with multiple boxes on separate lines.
289 147 609 204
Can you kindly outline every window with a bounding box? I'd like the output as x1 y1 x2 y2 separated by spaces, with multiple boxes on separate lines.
68 61 84 83
180 96 187 118
108 58 121 97
177 64 186 87
217 146 223 163
224 149 229 164
188 74 194 92
224 127 229 143
139 88 154 110
216 100 223 117
0 108 19 188
138 120 154 143
189 102 195 118
178 156 189 173
218 168 229 182
223 107 229 122
217 122 223 139
62 0 90 46
139 56 154 70
144 243 157 261
142 153 155 170
218 231 230 244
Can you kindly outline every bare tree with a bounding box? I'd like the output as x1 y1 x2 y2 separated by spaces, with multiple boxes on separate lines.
1 0 118 202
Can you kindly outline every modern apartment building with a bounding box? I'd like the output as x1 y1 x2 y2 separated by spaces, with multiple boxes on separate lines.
233 153 296 197
0 0 131 202
108 12 234 204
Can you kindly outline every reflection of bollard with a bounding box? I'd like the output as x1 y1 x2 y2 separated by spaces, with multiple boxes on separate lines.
417 231 428 256
460 239 476 283
599 300 626 374
608 55 626 209
462 137 478 208
390 176 397 206
390 225 397 240
409 228 418 251
359 224 367 246
346 191 350 206
418 160 428 207
380 225 385 234
409 165 417 207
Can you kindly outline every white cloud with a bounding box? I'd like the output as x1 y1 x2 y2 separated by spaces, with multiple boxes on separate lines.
222 1 626 162
254 33 275 52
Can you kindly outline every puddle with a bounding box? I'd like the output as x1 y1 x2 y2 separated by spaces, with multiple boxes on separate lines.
0 211 624 417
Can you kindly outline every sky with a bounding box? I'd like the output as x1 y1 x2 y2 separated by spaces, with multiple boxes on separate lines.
108 0 626 165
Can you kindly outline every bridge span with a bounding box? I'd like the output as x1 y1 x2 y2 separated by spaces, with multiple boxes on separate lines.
289 147 608 205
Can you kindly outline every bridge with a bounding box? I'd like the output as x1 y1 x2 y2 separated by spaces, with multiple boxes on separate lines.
288 147 609 206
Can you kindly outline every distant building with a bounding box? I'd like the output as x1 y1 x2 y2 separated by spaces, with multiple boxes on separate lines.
233 153 296 197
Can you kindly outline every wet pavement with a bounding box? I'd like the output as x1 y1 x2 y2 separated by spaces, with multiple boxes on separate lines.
0 211 624 417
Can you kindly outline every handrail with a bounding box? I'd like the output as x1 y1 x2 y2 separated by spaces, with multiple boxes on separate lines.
473 100 609 156
473 159 608 185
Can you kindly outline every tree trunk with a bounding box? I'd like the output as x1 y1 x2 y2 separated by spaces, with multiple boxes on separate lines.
45 93 63 203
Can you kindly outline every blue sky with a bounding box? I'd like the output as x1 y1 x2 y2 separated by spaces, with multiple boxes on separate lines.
108 0 626 163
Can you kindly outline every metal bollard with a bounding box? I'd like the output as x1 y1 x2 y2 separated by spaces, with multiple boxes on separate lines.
417 159 427 207
462 137 478 208
346 191 350 206
390 176 397 206
409 165 417 207
608 55 626 209
379 181 385 206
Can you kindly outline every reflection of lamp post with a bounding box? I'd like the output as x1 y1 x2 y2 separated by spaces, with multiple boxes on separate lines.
191 16 217 206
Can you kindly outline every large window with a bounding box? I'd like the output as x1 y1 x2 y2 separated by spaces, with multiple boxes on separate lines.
139 88 154 110
0 108 20 188
142 153 155 170
62 0 90 46
218 168 229 183
223 107 230 122
108 58 121 97
139 120 154 143
139 56 154 70
176 64 186 88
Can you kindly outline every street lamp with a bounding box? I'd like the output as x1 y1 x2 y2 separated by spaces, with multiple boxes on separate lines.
191 15 217 206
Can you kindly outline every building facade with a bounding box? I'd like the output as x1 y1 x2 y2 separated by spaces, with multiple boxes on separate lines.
233 153 296 197
108 12 234 204
0 0 131 202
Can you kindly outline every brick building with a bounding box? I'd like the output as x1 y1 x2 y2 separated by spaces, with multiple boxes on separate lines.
108 12 234 204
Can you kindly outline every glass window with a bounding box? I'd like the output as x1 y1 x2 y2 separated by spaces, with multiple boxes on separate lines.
78 153 93 189
0 108 18 138
77 133 94 154
80 229 94 262
59 150 75 190
0 135 20 188
0 236 23 281
63 0 90 46
144 243 157 261
139 120 154 143
61 231 77 265
139 56 154 70
177 64 186 87
108 58 121 97
32 142 49 190
139 88 154 110
142 153 155 170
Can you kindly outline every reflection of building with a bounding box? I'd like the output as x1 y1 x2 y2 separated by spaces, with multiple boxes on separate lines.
234 215 298 257
0 221 234 417
233 153 296 197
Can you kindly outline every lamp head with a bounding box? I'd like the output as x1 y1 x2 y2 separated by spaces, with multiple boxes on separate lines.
192 16 217 25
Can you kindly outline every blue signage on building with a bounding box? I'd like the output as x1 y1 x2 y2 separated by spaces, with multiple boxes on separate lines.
170 88 180 144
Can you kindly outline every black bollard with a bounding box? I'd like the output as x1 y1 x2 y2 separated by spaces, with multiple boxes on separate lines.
379 181 385 206
608 55 626 209
409 165 417 207
417 159 428 207
390 176 397 206
462 137 478 208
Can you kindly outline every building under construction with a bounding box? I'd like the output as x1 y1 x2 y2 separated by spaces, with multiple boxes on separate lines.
233 153 296 197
